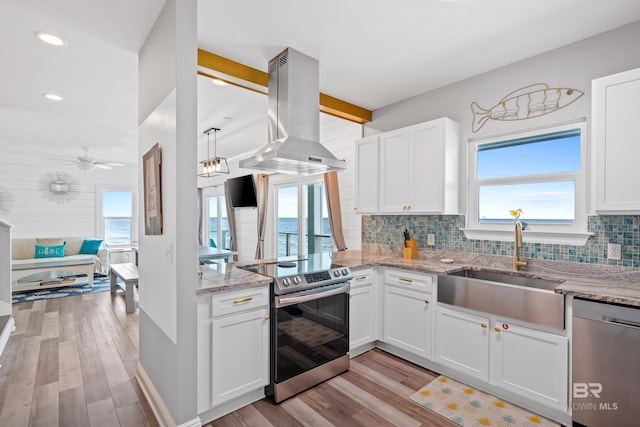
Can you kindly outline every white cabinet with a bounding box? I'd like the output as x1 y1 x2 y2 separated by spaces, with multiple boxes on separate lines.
490 319 568 410
593 67 640 213
354 137 379 213
383 269 434 359
355 117 459 214
435 304 568 411
197 286 269 413
435 305 490 381
349 268 378 354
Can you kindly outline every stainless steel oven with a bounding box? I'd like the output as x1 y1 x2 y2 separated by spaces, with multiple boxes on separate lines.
241 253 352 403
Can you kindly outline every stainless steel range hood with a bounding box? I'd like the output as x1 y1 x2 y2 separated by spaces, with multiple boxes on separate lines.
239 48 346 175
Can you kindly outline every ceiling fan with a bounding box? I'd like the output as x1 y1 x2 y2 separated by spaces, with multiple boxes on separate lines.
68 147 125 171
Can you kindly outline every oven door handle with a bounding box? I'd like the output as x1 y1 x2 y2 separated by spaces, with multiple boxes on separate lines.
275 283 350 308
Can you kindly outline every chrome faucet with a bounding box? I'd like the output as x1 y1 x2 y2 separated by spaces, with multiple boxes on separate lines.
513 219 527 272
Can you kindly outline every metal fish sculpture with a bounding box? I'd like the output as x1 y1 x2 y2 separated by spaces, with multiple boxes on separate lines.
471 83 584 132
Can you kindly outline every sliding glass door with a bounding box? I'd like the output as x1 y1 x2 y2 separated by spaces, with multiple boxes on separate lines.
276 180 331 257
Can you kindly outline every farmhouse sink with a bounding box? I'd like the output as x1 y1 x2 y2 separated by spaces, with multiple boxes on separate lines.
438 268 566 330
447 268 564 291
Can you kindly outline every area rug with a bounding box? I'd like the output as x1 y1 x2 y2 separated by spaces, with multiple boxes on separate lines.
410 376 559 427
12 276 117 304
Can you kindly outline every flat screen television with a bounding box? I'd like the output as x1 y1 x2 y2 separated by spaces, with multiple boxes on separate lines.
227 174 258 208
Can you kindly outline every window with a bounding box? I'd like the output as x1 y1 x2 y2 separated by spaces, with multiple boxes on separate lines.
464 122 590 244
276 180 331 257
207 195 230 249
100 189 136 246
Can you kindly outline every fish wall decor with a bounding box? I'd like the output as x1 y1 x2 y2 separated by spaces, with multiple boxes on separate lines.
470 83 584 132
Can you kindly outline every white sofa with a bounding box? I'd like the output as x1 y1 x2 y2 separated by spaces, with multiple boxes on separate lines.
11 237 109 290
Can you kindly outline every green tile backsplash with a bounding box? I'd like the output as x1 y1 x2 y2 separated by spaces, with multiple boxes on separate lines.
362 215 640 268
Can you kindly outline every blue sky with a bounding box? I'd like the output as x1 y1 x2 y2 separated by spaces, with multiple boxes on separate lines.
477 134 580 221
103 191 132 217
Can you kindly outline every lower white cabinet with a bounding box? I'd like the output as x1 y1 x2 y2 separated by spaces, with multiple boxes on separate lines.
383 269 434 359
490 319 568 410
435 305 490 380
349 268 378 353
435 304 568 411
198 286 269 413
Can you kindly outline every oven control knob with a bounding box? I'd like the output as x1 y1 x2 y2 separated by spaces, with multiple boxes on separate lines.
282 278 291 287
333 270 341 278
341 268 349 276
292 276 301 285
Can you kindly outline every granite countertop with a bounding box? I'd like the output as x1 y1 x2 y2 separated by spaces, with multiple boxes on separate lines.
198 248 640 307
331 248 640 308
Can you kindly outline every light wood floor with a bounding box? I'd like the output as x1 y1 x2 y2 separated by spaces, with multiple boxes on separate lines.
0 290 155 427
0 291 455 427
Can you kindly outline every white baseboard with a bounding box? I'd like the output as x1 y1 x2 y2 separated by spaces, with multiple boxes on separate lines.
136 362 202 427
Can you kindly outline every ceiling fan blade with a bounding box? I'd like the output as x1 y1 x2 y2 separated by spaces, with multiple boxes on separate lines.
94 163 112 170
105 162 125 167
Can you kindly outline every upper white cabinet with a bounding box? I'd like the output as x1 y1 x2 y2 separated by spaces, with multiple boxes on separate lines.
593 67 640 213
354 117 460 214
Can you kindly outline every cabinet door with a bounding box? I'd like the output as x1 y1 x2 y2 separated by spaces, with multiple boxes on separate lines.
435 305 489 381
354 137 379 213
594 67 640 212
409 119 459 213
383 284 432 359
350 281 375 351
379 129 411 212
211 307 269 406
490 320 568 410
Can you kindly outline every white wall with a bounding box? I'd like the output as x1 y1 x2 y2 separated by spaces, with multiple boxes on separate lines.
0 152 137 238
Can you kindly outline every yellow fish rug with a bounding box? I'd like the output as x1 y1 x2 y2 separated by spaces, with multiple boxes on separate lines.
410 376 559 427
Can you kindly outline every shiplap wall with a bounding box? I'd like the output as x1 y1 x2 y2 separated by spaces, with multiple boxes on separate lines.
0 152 137 239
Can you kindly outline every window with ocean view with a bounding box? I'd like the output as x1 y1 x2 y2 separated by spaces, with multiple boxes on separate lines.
208 195 230 249
102 190 134 245
465 121 588 244
276 181 331 257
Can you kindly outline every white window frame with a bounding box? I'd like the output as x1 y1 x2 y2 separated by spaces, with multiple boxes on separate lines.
462 121 592 245
96 185 138 248
201 186 228 249
272 175 331 257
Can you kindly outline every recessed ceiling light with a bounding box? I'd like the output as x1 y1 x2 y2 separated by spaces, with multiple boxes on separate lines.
35 31 67 47
212 78 227 86
43 93 65 102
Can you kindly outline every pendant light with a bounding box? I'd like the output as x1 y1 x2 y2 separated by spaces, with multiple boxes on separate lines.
199 127 229 176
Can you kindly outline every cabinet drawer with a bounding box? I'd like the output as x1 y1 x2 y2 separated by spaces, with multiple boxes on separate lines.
211 286 269 318
384 269 433 293
351 268 375 288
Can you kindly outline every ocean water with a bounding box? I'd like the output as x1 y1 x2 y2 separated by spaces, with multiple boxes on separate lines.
209 217 331 255
105 219 132 244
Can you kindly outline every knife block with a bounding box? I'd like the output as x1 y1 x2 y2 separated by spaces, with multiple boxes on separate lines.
403 238 419 259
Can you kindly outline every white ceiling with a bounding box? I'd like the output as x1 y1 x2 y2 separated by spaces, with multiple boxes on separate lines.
2 0 640 167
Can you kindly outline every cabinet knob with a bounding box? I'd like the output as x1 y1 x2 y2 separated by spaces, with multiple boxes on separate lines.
354 207 357 211
494 327 501 333
407 205 411 210
265 315 270 320
424 299 429 304
481 323 488 329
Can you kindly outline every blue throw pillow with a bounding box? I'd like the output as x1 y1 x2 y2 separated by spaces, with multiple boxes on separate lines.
34 244 66 258
79 239 103 255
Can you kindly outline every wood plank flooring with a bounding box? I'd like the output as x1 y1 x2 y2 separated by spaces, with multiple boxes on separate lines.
207 349 456 427
1 291 456 427
0 290 155 427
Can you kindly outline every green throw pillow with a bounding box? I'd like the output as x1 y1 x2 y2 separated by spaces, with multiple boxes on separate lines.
34 244 66 258
79 239 103 255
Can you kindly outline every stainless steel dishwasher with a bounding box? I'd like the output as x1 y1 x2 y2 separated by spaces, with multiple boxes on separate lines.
572 298 640 426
